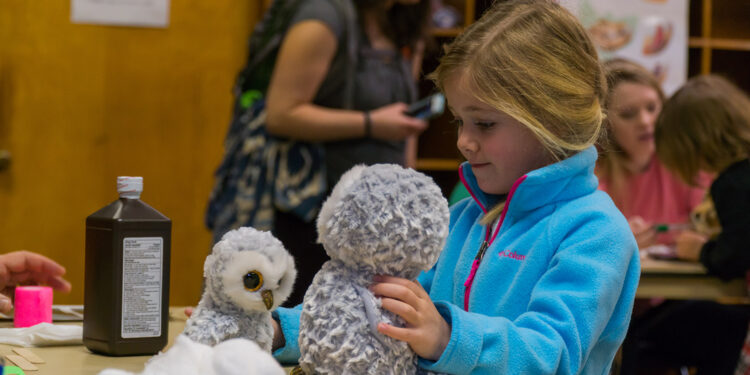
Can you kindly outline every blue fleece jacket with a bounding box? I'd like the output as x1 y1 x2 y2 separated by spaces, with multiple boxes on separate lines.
274 146 640 374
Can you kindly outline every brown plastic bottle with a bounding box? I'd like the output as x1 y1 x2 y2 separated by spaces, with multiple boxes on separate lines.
83 176 171 356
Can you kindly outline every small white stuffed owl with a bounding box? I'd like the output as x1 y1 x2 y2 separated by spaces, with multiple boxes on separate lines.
183 227 296 351
297 164 450 374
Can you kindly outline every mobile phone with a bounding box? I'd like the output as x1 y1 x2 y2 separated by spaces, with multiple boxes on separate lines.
405 93 445 120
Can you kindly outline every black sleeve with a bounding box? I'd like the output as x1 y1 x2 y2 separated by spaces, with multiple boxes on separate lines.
699 174 750 280
289 0 345 40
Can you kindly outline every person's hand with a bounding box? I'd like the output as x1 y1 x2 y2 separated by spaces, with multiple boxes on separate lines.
0 251 72 313
628 216 657 249
370 275 451 361
369 103 428 141
674 230 707 261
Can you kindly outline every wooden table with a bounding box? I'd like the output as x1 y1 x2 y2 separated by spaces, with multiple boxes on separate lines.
638 256 748 302
4 260 743 374
0 307 294 374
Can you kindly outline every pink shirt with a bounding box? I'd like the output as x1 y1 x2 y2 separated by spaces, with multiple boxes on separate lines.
599 157 712 244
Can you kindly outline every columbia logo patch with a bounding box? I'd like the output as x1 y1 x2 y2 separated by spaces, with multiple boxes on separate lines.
498 250 525 261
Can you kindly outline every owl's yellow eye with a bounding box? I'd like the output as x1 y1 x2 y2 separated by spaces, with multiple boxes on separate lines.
243 271 263 291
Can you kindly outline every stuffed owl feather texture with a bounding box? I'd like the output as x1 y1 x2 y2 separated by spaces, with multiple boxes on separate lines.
297 164 450 374
183 227 296 351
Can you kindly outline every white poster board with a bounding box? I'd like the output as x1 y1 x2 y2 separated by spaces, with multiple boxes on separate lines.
559 0 688 95
71 0 170 28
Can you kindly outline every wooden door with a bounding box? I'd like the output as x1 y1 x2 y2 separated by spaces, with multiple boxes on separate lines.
0 1 260 306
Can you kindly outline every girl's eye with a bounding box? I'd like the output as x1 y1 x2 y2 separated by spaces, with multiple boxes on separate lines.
475 122 495 129
618 111 636 120
451 118 463 128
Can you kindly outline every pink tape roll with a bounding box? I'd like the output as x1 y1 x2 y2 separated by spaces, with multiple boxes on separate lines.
14 286 53 328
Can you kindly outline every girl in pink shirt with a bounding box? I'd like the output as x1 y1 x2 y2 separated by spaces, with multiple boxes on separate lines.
596 59 711 249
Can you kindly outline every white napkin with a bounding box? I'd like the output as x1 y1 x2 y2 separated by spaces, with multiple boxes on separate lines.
98 334 285 375
0 323 82 346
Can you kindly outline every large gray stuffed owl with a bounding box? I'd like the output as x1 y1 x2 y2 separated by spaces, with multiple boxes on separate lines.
297 164 450 374
183 227 296 351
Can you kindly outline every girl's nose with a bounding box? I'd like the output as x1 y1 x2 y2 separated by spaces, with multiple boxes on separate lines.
639 109 655 129
457 131 478 156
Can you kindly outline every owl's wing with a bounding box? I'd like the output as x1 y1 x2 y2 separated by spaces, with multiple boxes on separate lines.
183 308 241 346
353 284 390 348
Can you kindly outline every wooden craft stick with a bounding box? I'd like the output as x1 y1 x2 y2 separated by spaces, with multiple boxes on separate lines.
5 354 39 371
13 347 45 363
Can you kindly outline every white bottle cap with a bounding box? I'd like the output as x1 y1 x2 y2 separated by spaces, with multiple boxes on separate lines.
117 176 143 199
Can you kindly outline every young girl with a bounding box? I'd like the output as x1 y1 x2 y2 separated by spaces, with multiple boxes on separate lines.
629 74 750 374
272 1 640 373
596 58 711 249
657 75 750 276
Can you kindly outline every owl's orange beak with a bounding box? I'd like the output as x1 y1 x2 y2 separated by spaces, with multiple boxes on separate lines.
261 289 274 310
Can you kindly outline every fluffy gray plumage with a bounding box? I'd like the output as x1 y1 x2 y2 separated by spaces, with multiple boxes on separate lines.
183 227 296 351
298 164 450 374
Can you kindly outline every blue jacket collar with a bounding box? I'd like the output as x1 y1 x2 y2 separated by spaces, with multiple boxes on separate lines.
459 146 600 214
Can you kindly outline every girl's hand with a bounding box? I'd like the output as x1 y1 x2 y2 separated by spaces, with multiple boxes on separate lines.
674 230 708 261
628 216 657 249
370 103 428 141
370 275 451 361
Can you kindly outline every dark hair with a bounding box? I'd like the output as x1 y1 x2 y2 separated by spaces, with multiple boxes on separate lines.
656 74 750 184
356 0 431 50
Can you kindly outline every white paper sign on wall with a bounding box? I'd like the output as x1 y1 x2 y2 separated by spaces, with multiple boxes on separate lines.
71 0 170 29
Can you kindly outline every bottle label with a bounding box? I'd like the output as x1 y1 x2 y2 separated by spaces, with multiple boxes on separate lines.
121 237 163 338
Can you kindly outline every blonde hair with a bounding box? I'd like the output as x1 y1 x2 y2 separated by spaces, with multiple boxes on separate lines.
598 58 665 210
656 74 750 185
429 0 606 223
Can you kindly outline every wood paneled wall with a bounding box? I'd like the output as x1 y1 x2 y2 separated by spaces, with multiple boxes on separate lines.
0 1 260 306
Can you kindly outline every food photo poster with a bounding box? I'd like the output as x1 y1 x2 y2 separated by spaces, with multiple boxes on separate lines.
559 0 688 95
